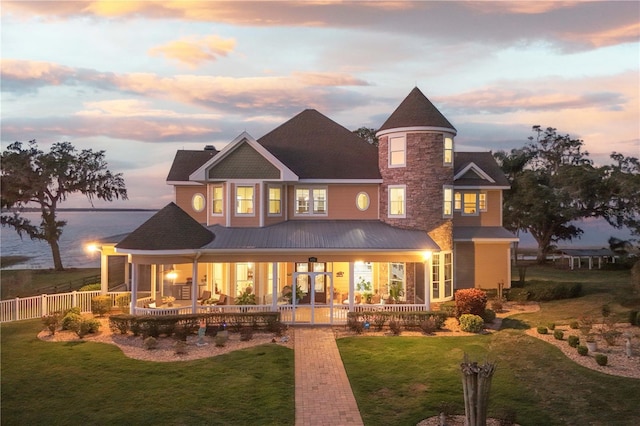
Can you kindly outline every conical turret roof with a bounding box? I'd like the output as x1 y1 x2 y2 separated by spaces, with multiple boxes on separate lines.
378 87 456 134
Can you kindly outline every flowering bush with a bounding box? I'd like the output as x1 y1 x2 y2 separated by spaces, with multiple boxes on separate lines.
454 288 487 318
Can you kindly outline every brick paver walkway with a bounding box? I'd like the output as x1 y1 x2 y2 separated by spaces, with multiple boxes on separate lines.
294 327 364 426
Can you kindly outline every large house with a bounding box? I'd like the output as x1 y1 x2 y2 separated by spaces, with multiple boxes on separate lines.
91 87 517 324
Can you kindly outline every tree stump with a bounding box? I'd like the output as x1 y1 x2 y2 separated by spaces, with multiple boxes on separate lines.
460 354 497 426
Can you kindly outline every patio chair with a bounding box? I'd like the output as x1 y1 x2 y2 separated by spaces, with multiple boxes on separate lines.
216 294 227 305
198 290 212 305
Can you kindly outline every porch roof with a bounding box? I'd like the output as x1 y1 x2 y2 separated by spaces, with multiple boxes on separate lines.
453 226 519 242
202 220 440 251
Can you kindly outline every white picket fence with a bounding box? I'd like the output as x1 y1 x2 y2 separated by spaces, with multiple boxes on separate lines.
0 291 131 323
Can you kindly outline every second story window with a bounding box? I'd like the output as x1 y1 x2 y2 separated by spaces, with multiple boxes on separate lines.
212 185 223 215
236 185 254 215
443 186 453 218
389 136 406 167
444 136 453 165
388 185 406 217
295 187 327 215
268 186 281 215
454 191 481 216
479 192 487 211
192 193 205 213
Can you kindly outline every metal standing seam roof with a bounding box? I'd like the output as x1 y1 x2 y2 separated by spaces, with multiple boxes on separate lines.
202 220 440 251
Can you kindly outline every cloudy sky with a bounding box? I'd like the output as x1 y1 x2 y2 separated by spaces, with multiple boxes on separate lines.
2 1 639 210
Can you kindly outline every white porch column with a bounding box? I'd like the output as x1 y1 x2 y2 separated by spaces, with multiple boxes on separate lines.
150 264 157 297
129 262 138 314
125 255 131 290
100 252 108 295
191 257 200 314
271 262 278 310
348 262 355 309
423 260 431 310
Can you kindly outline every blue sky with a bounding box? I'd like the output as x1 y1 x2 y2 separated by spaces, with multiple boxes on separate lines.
2 1 639 213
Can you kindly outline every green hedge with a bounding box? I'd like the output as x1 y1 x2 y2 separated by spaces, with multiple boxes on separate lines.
346 311 448 332
506 280 582 302
108 312 281 338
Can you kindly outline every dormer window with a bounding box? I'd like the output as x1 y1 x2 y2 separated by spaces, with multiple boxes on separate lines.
236 186 254 215
444 136 453 165
389 136 406 167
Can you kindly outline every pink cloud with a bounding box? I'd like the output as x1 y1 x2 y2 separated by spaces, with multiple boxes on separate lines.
149 35 236 68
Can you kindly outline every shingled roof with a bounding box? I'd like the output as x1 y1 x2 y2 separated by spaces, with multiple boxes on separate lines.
454 152 510 187
166 149 218 182
117 202 213 250
258 109 381 180
378 87 456 133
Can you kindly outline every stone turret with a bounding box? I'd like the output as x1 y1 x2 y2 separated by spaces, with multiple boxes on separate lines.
376 87 456 250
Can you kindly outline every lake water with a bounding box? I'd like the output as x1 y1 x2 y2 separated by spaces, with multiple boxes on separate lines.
0 211 157 270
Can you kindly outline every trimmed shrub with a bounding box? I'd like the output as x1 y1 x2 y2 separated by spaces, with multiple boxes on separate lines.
109 315 133 334
116 293 131 313
63 306 82 316
482 309 496 324
419 317 437 335
537 326 548 335
507 288 529 304
553 330 564 340
143 336 158 350
595 354 608 366
454 288 488 318
567 335 580 348
459 314 484 333
515 280 582 301
439 301 457 317
490 299 503 313
548 322 556 331
577 345 588 356
240 325 254 341
388 320 402 335
78 283 101 292
78 283 102 291
91 295 111 317
61 312 82 331
42 311 62 335
569 321 580 329
76 318 101 338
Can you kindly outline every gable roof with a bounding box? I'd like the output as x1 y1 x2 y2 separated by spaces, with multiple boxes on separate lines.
454 152 510 188
166 149 218 183
378 87 456 134
258 109 381 180
117 202 214 250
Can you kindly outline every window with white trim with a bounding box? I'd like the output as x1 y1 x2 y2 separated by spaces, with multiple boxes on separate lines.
389 136 406 167
212 185 223 215
444 136 453 165
443 186 453 218
388 186 406 217
454 191 480 216
295 187 327 215
235 263 254 296
268 186 281 215
192 193 205 212
388 262 405 302
431 252 453 300
479 192 487 212
236 186 254 215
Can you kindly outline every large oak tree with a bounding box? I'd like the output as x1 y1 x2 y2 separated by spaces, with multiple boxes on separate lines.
1 140 128 270
495 126 639 263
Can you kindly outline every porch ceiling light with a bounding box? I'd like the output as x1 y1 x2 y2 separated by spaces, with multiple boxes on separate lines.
86 243 101 253
422 251 433 261
166 270 178 280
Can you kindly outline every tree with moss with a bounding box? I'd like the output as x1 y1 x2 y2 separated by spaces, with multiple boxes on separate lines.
1 140 127 270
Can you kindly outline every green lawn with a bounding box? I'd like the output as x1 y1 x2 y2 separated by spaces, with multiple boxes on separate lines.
1 320 295 425
338 265 640 426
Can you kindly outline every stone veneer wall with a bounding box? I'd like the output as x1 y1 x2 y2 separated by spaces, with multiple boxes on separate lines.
379 132 454 251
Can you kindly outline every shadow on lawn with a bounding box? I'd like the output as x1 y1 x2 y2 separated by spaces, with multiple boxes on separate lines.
499 318 530 330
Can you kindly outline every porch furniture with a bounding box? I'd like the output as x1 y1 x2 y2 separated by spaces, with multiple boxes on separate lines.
174 284 191 300
198 290 212 305
216 294 227 305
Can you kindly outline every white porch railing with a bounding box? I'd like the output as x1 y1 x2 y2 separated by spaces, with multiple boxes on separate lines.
0 291 133 323
1 293 425 324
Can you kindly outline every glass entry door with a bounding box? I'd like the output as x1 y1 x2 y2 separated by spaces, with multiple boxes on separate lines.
296 262 326 304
